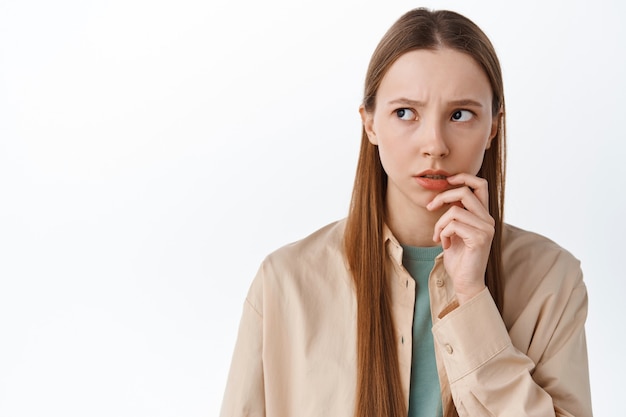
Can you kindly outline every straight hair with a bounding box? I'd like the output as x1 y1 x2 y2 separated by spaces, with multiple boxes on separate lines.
344 9 506 417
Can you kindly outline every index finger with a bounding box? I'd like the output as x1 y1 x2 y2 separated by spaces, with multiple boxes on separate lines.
445 173 490 210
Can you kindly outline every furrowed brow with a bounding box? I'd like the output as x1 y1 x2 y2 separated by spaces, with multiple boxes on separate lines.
387 98 484 108
448 99 483 108
387 98 426 107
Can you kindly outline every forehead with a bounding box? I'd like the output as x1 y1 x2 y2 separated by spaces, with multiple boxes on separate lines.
377 48 493 103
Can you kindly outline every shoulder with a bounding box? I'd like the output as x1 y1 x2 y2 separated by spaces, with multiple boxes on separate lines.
246 219 351 309
502 223 578 262
501 223 584 301
264 218 347 269
502 224 580 272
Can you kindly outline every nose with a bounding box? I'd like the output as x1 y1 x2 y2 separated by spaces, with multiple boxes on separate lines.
419 119 449 159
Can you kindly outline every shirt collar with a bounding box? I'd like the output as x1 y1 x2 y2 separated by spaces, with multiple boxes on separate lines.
382 222 444 266
383 223 404 266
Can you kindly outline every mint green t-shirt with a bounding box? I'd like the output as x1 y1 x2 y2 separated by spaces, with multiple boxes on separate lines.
401 244 444 417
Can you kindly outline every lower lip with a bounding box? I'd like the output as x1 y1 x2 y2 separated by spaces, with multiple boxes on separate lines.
414 176 449 191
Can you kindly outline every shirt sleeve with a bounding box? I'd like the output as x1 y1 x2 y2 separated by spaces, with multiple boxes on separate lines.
219 277 266 417
432 277 592 416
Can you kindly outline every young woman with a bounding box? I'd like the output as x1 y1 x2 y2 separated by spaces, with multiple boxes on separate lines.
220 8 592 417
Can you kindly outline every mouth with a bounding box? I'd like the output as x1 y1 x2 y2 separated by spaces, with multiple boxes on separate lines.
420 174 448 180
416 170 451 179
414 171 451 191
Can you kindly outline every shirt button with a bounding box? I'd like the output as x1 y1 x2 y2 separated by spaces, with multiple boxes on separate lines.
401 336 405 344
445 344 453 354
436 279 444 287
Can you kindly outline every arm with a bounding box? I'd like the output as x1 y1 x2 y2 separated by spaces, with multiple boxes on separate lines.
432 279 592 416
220 280 266 417
428 174 592 416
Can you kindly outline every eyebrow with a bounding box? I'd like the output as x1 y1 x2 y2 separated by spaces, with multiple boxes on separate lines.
387 98 484 108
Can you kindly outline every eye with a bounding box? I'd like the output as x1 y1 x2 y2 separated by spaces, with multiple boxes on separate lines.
395 108 416 121
451 110 473 122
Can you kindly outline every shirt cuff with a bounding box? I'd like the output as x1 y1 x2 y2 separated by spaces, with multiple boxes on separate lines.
432 288 512 383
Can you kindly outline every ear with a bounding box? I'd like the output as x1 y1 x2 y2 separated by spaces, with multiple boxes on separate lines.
486 110 502 150
359 105 377 145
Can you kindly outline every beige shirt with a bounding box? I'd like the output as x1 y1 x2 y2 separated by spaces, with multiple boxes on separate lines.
220 220 592 417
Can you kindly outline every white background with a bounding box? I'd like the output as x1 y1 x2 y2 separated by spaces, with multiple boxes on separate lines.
0 0 624 415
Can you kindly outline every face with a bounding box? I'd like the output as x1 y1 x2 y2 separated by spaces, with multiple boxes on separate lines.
360 48 499 218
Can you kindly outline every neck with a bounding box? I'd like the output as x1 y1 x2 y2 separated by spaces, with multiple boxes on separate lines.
385 199 445 248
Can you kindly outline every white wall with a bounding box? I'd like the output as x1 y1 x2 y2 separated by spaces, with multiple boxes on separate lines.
0 0 623 415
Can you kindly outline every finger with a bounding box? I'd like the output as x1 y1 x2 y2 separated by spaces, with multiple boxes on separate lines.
438 219 494 250
445 174 489 209
435 205 495 234
440 233 452 249
428 186 480 211
433 205 495 242
428 186 492 222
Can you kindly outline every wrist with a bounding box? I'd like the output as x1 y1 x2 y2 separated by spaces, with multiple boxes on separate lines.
455 284 486 305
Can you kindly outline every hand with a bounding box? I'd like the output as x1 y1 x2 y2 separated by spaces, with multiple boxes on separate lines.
426 173 495 305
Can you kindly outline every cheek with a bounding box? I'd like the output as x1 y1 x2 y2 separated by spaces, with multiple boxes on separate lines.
469 153 486 175
463 139 490 175
376 136 411 176
448 128 489 173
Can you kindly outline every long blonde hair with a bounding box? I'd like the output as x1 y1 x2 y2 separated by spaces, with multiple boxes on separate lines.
344 9 506 417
